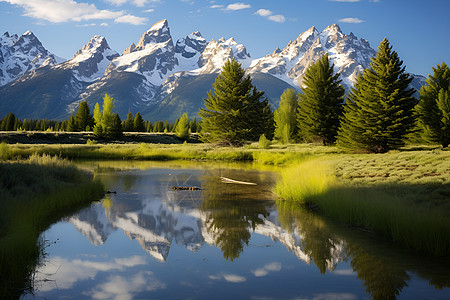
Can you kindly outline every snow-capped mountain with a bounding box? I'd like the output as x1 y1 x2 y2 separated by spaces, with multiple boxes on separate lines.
58 35 119 83
0 20 426 121
0 31 63 86
248 24 376 89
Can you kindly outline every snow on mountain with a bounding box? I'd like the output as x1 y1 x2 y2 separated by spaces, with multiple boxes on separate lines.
174 31 207 71
107 19 177 86
197 37 252 74
247 24 376 90
0 31 61 86
58 35 119 82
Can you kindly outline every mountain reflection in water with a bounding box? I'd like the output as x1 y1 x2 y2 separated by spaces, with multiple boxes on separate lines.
30 164 450 299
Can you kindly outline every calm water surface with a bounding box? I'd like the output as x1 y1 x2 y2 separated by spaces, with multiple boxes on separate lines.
25 161 450 299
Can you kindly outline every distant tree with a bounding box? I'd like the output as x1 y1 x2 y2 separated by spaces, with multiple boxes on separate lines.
145 121 153 132
274 89 299 144
75 101 94 132
123 109 134 132
133 112 145 132
297 53 345 145
175 113 190 140
110 113 123 139
172 118 179 133
153 121 164 133
93 93 122 139
199 59 273 146
337 38 416 153
67 115 77 132
415 62 450 147
5 112 15 131
190 117 198 133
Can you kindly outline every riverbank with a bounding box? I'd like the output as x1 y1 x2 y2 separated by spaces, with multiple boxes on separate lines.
1 140 449 256
275 150 450 256
0 154 105 298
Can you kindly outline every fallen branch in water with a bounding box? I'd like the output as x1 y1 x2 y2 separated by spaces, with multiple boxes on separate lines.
220 176 257 185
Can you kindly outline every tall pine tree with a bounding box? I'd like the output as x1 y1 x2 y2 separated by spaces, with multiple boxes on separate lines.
93 94 122 139
75 101 94 132
199 59 273 146
175 113 190 140
274 89 299 144
337 38 416 153
123 109 134 132
133 112 145 132
415 62 450 147
297 53 344 145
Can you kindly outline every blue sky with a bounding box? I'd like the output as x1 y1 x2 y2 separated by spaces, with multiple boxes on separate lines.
0 0 449 76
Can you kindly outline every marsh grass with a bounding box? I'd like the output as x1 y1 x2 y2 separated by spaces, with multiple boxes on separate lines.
276 150 450 256
0 154 104 298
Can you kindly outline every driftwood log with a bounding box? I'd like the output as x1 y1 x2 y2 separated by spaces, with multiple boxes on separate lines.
171 186 202 191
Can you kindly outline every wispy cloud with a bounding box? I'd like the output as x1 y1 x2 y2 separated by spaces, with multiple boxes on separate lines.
143 8 154 13
209 273 247 283
338 17 365 23
106 0 158 7
254 8 285 23
0 0 147 25
114 14 148 25
210 4 224 9
255 9 272 17
225 3 251 11
252 262 282 277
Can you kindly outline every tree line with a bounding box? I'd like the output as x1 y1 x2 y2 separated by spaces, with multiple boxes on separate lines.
0 97 199 140
199 38 449 151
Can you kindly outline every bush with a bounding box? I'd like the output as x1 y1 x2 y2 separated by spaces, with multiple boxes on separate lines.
259 134 271 149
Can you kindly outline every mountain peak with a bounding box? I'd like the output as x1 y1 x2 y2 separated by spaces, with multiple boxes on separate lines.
323 23 342 34
23 30 33 36
74 35 110 59
135 19 172 51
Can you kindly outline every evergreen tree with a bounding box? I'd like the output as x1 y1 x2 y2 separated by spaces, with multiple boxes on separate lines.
172 118 179 133
133 112 145 132
175 113 190 140
67 115 77 132
274 89 299 144
75 101 93 132
5 112 15 131
153 121 164 132
337 38 416 153
415 62 450 147
109 113 123 139
199 59 273 146
123 109 134 132
297 54 345 145
190 117 198 133
145 121 153 132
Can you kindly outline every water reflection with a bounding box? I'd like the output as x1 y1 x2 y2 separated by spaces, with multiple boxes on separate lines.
277 202 450 299
31 164 450 299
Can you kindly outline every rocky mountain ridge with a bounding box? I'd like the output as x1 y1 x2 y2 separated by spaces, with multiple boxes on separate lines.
0 20 426 121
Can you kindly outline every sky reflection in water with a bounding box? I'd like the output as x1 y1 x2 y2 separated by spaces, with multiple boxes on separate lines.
27 164 450 300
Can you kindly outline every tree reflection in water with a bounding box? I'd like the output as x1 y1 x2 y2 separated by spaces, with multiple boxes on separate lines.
200 168 275 261
277 201 449 300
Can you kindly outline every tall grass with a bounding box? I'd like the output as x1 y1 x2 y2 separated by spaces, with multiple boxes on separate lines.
275 153 450 256
0 154 105 298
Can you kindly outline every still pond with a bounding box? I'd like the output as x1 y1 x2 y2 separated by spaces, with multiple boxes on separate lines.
24 161 450 299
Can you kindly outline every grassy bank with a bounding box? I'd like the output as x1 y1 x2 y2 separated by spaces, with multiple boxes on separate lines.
0 154 105 298
275 149 450 256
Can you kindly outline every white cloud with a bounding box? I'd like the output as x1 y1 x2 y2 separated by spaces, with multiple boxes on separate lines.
255 9 272 17
254 8 285 23
106 0 154 6
225 3 251 11
268 14 285 23
210 4 224 8
252 262 282 277
329 0 360 2
143 8 154 13
100 22 109 26
85 271 166 300
0 0 146 24
33 256 148 292
76 23 97 27
338 17 365 23
114 14 148 25
209 273 246 283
